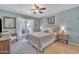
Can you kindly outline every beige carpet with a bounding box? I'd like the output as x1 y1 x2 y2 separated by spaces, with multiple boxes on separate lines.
11 40 37 54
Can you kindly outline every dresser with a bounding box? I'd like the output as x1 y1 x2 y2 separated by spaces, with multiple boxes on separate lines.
0 32 10 54
0 39 10 54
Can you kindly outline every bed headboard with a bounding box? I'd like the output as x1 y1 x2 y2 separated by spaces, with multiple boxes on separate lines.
48 25 59 34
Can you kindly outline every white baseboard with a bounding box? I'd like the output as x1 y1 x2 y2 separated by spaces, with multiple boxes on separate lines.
68 42 79 46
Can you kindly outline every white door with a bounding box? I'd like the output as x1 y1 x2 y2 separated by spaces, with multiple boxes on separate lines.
16 17 27 40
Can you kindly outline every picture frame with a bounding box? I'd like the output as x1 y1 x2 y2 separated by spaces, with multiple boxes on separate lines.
48 16 55 24
3 16 16 29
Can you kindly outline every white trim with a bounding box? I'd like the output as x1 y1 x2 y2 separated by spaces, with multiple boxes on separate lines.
68 42 79 46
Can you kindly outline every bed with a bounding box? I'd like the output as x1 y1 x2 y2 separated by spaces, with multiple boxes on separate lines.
28 32 56 52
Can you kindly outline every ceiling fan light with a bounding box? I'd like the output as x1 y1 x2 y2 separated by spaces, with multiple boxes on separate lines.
34 10 39 13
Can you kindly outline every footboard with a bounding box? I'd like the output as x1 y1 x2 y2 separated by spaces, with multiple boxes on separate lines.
28 35 41 51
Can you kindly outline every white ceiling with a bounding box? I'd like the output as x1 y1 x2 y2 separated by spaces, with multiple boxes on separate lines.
0 4 79 18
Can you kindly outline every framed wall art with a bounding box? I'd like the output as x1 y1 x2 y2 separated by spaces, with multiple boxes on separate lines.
3 16 16 29
48 16 55 24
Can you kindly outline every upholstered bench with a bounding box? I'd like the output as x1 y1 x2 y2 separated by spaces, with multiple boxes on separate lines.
0 32 17 44
11 33 17 44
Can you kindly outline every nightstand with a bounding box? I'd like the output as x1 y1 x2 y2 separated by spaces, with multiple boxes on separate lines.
57 31 69 44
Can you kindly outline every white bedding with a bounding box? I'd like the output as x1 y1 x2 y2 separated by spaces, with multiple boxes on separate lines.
28 32 56 52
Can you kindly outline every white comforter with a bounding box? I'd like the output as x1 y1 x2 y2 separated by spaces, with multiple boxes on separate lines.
28 32 56 51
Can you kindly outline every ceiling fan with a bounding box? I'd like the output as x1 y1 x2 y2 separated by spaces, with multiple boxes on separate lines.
31 4 46 14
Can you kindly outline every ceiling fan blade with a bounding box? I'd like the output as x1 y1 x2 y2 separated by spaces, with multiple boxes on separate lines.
37 6 39 9
33 12 36 14
39 8 46 10
39 11 43 14
34 4 39 9
34 4 37 7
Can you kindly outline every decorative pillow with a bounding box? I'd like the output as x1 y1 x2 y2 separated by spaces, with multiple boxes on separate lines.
44 30 49 32
11 33 17 36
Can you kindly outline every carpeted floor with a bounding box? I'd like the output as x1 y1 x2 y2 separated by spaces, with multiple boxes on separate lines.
11 40 37 54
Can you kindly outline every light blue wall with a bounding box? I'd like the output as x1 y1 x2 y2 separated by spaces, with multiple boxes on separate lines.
0 10 16 33
40 6 79 45
0 10 40 34
55 6 79 45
